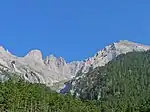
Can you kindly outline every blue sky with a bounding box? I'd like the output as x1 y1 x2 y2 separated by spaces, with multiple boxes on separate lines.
0 0 150 62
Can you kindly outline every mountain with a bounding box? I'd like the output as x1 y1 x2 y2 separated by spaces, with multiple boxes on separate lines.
63 50 150 111
0 40 149 89
2 44 150 112
69 50 150 99
0 46 84 88
76 40 150 73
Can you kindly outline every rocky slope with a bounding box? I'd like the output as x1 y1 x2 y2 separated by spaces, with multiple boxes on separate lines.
76 40 150 73
67 51 150 101
0 48 76 86
0 40 149 88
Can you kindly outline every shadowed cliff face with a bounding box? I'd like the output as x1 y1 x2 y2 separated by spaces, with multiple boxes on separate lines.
0 40 150 88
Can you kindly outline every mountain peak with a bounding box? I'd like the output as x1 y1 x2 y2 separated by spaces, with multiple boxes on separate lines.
25 49 43 60
0 46 14 57
119 40 132 43
116 40 150 47
0 46 6 52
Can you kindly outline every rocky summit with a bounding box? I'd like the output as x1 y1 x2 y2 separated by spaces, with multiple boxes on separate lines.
0 40 149 89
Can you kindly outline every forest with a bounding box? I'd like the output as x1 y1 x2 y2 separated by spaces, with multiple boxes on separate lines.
1 51 150 111
0 80 99 112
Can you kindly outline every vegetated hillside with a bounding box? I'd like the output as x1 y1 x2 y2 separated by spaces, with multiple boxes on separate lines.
2 51 150 112
0 79 100 112
70 50 150 111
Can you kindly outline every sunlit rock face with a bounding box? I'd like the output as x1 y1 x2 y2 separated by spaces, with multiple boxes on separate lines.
59 40 150 93
0 40 149 88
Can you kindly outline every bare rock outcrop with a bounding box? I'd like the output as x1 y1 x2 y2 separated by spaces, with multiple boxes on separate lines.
0 40 149 88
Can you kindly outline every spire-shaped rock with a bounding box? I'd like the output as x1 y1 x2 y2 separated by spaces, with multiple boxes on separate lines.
44 55 67 69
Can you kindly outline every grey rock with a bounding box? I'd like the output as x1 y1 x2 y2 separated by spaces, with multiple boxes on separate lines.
0 40 149 88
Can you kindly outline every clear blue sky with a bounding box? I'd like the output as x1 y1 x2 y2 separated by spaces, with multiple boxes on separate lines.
0 0 150 62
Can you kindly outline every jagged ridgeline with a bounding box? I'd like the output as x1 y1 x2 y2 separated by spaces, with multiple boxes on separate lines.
0 40 150 88
1 50 150 111
69 50 150 111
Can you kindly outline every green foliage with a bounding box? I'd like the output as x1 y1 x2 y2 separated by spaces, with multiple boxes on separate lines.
73 50 150 111
2 51 150 111
0 80 100 112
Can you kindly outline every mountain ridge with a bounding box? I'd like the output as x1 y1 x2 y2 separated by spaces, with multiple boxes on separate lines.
0 40 149 88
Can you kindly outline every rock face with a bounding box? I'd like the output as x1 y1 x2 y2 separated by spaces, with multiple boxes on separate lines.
79 40 150 73
0 40 149 88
